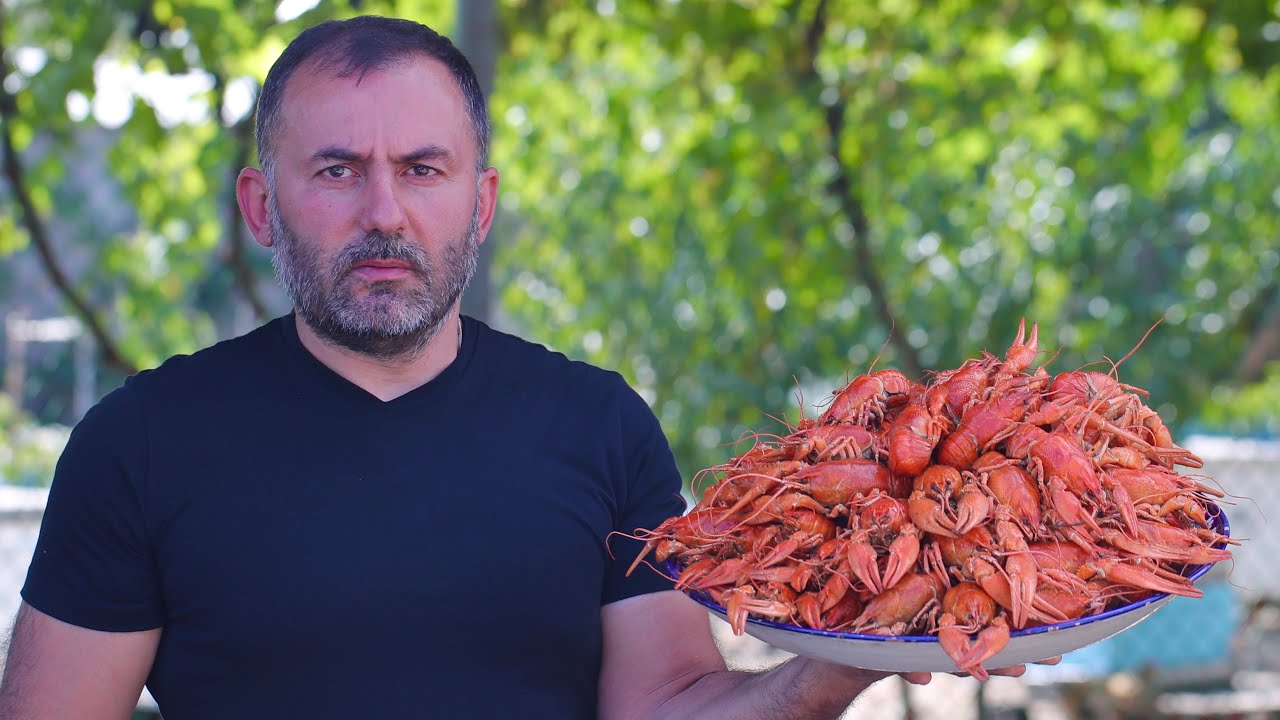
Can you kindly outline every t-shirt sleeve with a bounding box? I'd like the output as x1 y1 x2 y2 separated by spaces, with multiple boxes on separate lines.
602 383 688 605
20 383 165 631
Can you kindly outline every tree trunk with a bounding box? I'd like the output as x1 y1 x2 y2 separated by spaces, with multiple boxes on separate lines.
456 0 499 325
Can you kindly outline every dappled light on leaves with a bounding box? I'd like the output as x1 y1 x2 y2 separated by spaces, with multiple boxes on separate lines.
1 0 1279 481
493 0 1280 479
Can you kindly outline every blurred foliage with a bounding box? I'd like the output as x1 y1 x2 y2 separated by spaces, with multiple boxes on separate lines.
1 0 1279 486
0 394 68 486
493 0 1280 476
1200 362 1280 438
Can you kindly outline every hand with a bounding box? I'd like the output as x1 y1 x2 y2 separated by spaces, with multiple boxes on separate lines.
899 655 1062 685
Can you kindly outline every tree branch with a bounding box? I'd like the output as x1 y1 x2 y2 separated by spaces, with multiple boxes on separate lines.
213 72 269 322
801 0 922 378
1233 282 1280 384
0 24 137 376
225 126 269 321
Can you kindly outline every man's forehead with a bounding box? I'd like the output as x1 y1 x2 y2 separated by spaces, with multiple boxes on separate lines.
282 53 460 107
276 54 472 156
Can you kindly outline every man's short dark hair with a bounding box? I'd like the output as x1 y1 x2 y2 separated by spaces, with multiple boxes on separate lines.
255 15 490 177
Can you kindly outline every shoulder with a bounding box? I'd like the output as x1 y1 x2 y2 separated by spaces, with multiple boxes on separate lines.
464 319 661 445
468 318 638 402
76 318 287 438
127 316 282 389
120 318 284 399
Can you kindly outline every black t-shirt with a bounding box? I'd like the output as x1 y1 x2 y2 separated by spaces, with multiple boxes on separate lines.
21 315 685 719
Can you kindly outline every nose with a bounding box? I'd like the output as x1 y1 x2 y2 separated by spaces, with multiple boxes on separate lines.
358 172 407 235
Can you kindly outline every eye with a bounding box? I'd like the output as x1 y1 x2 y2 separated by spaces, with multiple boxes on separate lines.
408 164 438 177
322 165 352 179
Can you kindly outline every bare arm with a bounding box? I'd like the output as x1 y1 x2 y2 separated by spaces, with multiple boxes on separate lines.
598 591 897 720
0 602 160 720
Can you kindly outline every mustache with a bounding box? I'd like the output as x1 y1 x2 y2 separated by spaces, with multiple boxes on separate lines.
334 232 429 275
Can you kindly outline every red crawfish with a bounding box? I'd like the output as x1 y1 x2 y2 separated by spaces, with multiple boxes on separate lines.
907 464 991 538
820 369 918 426
936 388 1042 469
886 404 946 477
935 582 1011 681
788 458 905 508
845 494 921 594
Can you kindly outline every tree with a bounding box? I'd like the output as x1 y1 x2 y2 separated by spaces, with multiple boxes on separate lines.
2 0 1278 483
0 0 454 400
492 0 1280 476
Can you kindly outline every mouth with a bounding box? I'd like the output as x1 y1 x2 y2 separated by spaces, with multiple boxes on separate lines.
350 259 414 282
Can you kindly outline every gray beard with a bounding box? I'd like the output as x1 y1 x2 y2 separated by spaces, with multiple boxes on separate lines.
268 198 480 362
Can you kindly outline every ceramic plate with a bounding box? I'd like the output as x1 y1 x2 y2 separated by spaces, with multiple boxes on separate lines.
669 504 1230 673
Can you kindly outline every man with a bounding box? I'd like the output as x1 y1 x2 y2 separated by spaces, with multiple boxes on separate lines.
0 16 1032 719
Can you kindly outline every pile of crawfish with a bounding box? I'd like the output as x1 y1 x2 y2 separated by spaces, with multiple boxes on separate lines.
628 320 1235 678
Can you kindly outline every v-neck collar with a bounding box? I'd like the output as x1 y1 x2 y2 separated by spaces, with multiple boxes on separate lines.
272 313 477 411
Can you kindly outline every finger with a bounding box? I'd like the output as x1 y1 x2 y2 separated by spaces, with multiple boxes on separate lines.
987 664 1027 678
900 671 932 685
1034 655 1062 666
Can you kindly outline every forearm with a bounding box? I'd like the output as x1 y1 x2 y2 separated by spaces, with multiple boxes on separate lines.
648 657 891 720
0 604 158 720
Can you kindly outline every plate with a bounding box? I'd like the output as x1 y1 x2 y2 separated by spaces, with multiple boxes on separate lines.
668 504 1230 673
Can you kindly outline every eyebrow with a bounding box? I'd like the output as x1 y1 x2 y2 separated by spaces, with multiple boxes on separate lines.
310 145 455 166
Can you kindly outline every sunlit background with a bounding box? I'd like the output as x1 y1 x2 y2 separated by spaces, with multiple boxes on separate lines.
2 1 1280 717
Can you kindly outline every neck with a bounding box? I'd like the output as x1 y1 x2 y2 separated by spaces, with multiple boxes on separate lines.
294 312 463 401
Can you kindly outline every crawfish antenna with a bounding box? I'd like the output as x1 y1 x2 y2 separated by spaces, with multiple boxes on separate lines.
791 374 811 427
1111 314 1167 373
868 323 894 372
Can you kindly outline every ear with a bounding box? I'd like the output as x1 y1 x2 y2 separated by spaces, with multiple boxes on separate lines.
473 166 500 246
236 167 274 248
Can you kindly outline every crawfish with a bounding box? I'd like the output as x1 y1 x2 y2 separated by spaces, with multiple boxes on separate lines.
717 437 794 470
1047 370 1149 424
886 404 946 477
1049 370 1125 407
846 495 921 594
821 369 917 426
973 451 1042 534
626 509 740 576
790 458 903 508
743 561 820 594
937 388 1041 469
1030 539 1204 599
935 582 1011 680
781 424 881 463
742 492 828 525
847 571 947 635
796 589 864 631
1133 408 1203 468
1030 577 1115 625
1098 518 1233 566
945 508 1039 630
780 508 839 542
924 358 994 423
1103 466 1221 528
992 508 1038 630
989 319 1042 392
705 463 806 520
1043 371 1202 470
935 525 995 573
907 464 990 537
681 557 750 591
1092 444 1153 470
1004 424 1102 499
795 592 824 630
1071 404 1202 471
754 527 828 570
815 560 861 612
717 583 799 635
